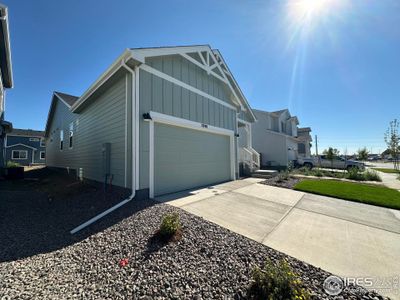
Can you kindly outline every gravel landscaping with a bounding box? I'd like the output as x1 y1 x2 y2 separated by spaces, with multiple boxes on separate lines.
261 175 302 189
0 170 389 299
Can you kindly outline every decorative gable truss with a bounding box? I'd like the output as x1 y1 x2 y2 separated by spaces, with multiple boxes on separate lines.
179 49 244 112
131 46 256 121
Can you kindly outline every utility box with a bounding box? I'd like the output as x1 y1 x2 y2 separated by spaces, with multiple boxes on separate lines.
102 143 111 176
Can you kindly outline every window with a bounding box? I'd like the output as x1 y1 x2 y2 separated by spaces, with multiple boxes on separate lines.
40 138 45 147
298 143 306 154
60 130 64 150
69 123 73 148
40 151 45 160
12 150 28 160
29 137 39 142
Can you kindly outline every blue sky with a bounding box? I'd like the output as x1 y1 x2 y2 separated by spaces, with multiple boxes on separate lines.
3 0 400 154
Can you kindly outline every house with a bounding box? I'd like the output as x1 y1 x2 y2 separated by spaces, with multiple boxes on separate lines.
0 4 13 172
297 127 312 159
45 45 258 198
5 129 46 165
251 109 311 167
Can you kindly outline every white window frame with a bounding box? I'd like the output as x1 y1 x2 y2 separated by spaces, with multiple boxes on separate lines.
12 150 28 160
146 111 235 199
29 137 40 142
60 130 64 151
40 151 45 160
40 138 45 147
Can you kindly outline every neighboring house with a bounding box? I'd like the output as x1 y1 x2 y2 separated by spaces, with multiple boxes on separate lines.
297 127 312 159
0 4 13 171
45 45 258 198
252 109 309 167
5 129 46 165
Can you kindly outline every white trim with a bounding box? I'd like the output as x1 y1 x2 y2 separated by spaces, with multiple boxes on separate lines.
149 120 154 198
180 53 228 84
135 67 140 189
11 149 28 160
40 151 45 160
237 118 251 126
6 134 44 139
54 92 72 108
147 111 235 198
121 62 138 191
124 74 128 188
212 49 257 121
149 111 235 136
71 50 132 112
139 64 236 111
6 143 37 150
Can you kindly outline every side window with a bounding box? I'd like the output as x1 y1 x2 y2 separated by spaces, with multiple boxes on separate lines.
40 151 45 160
60 130 64 150
40 138 45 147
69 123 74 148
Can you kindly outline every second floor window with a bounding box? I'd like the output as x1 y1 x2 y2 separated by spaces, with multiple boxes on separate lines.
60 130 64 150
40 138 45 147
69 123 74 148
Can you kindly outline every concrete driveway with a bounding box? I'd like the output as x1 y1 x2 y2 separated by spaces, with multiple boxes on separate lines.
156 178 400 299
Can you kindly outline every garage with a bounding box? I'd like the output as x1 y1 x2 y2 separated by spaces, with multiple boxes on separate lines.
153 122 232 196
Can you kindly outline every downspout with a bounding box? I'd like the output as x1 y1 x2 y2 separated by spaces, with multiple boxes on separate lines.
70 59 137 234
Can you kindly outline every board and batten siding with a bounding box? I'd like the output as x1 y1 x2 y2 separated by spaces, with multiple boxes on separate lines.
138 55 238 190
46 74 129 188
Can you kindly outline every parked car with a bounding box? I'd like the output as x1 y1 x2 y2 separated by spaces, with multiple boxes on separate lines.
298 155 365 171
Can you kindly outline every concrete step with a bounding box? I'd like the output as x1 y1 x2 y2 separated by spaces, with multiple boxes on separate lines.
251 169 278 179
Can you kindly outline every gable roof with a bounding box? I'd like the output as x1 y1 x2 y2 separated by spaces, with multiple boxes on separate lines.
54 91 79 107
0 4 13 88
298 127 311 132
45 91 78 137
272 109 288 116
5 143 37 150
70 45 256 121
9 128 44 137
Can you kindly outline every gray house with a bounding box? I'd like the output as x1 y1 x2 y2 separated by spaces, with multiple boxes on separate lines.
45 46 258 198
5 129 46 166
0 4 13 171
252 108 310 167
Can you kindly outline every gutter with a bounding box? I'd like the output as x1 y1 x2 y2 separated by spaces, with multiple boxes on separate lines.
0 4 13 88
70 61 138 234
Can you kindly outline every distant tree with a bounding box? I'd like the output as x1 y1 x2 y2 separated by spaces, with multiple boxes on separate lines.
384 119 400 171
323 147 340 168
357 147 369 161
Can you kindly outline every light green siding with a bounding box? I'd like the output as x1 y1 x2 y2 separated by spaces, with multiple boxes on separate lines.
139 55 238 190
46 73 130 188
154 123 231 196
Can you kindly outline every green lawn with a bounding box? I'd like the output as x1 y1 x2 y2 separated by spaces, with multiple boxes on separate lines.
372 168 400 174
294 180 400 210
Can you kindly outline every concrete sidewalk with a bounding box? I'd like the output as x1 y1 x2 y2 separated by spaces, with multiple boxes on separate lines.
157 179 400 299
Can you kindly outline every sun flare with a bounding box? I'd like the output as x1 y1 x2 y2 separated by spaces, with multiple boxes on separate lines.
290 0 335 21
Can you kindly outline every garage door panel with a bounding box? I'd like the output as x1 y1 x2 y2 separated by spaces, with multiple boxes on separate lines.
154 123 231 196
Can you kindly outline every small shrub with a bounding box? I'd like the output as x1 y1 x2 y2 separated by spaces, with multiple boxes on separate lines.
159 213 181 238
277 170 289 182
346 167 363 181
364 169 382 182
6 161 21 168
313 168 323 177
248 258 310 300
